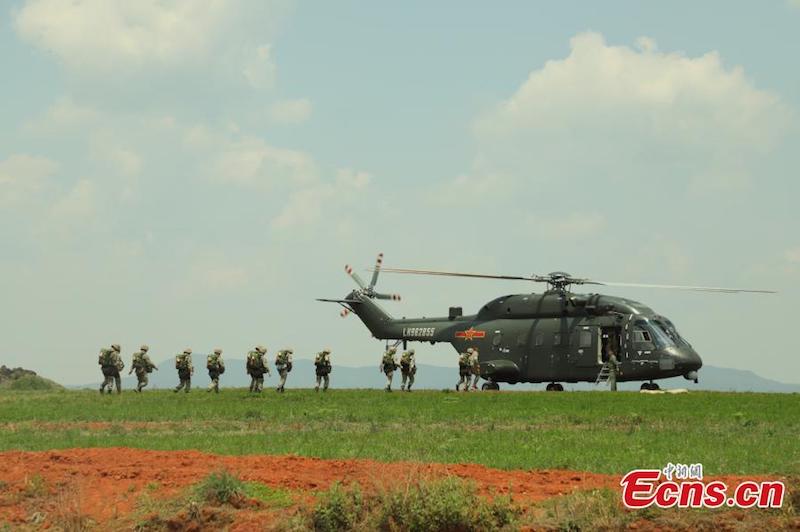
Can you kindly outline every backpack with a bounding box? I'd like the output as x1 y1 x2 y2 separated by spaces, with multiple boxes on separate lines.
247 352 264 371
176 354 190 370
99 349 115 367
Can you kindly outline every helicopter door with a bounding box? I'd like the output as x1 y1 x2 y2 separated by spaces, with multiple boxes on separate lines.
574 326 600 367
601 327 622 363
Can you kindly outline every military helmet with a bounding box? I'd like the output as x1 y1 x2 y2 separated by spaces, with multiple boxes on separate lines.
323 348 331 354
111 343 121 352
256 345 266 354
284 348 293 354
466 348 474 354
408 349 415 355
140 344 149 352
388 347 397 353
213 348 222 355
183 348 192 354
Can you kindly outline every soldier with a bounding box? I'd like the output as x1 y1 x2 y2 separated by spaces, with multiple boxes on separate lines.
457 349 472 391
173 348 194 393
246 345 270 393
98 343 124 394
206 348 225 393
314 348 332 392
274 348 293 393
608 350 619 392
380 347 399 392
399 349 416 392
469 347 481 390
128 344 157 392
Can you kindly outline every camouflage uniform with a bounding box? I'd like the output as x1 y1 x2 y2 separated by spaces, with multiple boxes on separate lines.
457 349 472 391
173 349 194 393
206 349 225 393
608 352 619 392
246 346 270 393
99 344 124 394
314 349 332 392
274 349 293 393
128 345 157 392
469 348 481 390
399 349 416 392
380 347 398 392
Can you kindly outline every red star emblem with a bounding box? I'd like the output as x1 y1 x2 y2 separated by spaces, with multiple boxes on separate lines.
455 328 486 341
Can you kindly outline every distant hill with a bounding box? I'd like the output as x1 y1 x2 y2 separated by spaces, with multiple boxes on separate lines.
73 358 800 393
0 365 64 391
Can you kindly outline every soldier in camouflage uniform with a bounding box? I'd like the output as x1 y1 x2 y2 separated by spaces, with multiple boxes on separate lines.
246 345 270 393
128 344 157 392
469 347 481 391
173 348 194 393
314 349 332 392
274 348 293 393
379 347 398 392
457 349 472 391
99 343 124 394
399 349 416 392
206 348 225 393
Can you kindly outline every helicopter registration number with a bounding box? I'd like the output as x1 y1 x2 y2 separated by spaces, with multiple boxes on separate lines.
403 327 436 338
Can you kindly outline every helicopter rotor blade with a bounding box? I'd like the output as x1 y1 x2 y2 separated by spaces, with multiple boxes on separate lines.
590 281 776 294
374 293 402 301
369 253 384 289
345 264 367 289
378 267 535 282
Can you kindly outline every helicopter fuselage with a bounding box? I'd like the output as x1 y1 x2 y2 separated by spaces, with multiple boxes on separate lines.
347 289 703 385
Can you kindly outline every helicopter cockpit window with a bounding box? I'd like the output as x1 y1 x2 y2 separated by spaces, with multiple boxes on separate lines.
633 319 675 349
654 318 691 348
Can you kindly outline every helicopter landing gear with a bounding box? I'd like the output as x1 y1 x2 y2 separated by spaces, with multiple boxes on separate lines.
481 382 500 391
640 381 661 391
546 383 564 392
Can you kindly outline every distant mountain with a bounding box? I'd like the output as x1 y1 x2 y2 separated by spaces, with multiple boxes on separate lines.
72 358 800 393
0 365 63 391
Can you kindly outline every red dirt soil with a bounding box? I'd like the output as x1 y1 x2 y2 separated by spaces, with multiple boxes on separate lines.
0 448 616 525
0 448 781 528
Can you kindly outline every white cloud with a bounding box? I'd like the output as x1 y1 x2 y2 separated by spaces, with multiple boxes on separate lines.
786 248 800 264
243 44 277 88
473 32 788 193
50 179 96 220
271 168 371 230
14 0 235 71
0 154 57 206
22 98 99 134
268 98 313 124
211 135 318 187
522 212 607 240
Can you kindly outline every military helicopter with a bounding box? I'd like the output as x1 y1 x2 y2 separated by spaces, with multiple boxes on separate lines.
318 254 775 391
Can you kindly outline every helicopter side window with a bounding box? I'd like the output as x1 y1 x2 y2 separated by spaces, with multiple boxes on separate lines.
553 333 562 346
534 333 544 347
579 331 592 348
633 330 652 343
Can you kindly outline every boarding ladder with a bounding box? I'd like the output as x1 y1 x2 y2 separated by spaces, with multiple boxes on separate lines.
595 362 612 385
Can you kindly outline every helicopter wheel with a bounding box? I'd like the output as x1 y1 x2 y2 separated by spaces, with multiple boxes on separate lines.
481 382 500 391
546 383 564 392
640 382 661 391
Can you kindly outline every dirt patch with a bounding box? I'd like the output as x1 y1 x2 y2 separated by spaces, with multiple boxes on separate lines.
0 448 785 529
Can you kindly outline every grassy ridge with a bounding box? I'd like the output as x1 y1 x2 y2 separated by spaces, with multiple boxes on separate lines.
0 389 797 475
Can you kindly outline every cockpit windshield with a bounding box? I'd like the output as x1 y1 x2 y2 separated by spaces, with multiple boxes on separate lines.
634 319 676 349
653 317 691 348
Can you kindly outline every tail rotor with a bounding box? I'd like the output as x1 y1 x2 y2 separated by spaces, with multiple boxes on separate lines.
338 253 402 318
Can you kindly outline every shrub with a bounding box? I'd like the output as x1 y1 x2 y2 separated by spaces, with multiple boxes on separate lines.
193 469 245 505
303 477 517 531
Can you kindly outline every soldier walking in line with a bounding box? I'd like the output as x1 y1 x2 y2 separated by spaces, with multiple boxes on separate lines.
457 349 472 391
173 348 194 393
274 348 293 393
246 345 270 393
380 347 399 392
99 343 124 394
129 344 157 392
314 348 332 392
469 347 481 391
206 348 225 393
399 349 416 392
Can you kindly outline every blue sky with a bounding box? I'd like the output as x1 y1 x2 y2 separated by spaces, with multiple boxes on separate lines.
1 1 799 385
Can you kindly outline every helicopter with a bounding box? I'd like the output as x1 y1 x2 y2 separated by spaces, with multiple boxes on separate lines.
318 254 775 391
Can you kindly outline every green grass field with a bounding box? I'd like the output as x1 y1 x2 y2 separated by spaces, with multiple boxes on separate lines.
0 389 797 475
